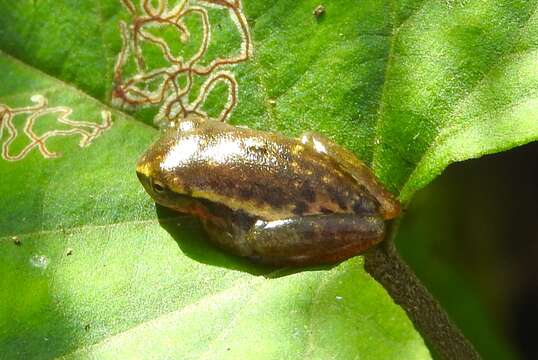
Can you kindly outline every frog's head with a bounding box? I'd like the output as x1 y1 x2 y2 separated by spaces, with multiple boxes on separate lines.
136 127 200 213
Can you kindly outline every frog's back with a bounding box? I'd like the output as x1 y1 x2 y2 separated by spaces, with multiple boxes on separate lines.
157 122 381 221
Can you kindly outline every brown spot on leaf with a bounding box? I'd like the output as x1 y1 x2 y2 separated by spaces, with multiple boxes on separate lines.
313 5 325 18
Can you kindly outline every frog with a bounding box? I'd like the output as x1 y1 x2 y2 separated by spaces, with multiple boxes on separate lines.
136 114 400 266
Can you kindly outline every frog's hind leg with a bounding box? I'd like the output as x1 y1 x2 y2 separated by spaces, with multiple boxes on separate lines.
300 132 400 219
300 132 366 172
245 213 385 266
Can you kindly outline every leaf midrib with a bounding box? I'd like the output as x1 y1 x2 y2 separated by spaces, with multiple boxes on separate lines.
371 0 431 173
56 276 266 359
0 218 160 242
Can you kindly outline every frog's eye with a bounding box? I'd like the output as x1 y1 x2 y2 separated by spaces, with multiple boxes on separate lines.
152 180 166 193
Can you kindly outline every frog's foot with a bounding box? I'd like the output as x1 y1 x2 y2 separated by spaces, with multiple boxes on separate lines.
244 214 385 266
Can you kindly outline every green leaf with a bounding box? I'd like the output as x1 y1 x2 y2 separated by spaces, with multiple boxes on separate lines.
1 0 537 358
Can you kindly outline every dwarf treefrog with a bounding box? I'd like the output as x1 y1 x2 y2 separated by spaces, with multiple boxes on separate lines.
136 115 400 266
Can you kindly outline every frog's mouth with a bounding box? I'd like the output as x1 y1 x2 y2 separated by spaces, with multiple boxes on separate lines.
136 170 202 215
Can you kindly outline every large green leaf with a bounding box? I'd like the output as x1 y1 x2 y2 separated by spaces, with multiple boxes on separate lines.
1 0 537 358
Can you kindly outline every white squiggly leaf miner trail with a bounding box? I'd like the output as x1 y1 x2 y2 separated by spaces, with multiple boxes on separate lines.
113 0 253 126
0 95 112 161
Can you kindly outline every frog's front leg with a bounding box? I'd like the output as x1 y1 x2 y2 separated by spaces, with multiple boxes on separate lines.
300 132 400 219
244 213 385 266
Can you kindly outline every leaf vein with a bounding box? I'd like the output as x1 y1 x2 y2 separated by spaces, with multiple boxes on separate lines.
371 0 431 169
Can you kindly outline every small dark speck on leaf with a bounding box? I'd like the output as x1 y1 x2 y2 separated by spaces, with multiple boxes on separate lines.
313 5 325 18
84 323 91 331
12 236 21 246
66 248 73 256
247 17 256 28
227 347 231 351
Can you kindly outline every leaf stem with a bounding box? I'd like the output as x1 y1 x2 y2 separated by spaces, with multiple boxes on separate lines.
364 220 481 360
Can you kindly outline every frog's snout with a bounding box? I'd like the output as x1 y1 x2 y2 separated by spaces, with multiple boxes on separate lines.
136 169 151 194
136 150 157 187
135 168 144 182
